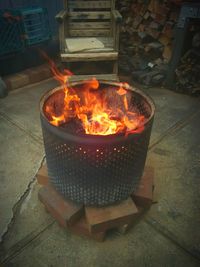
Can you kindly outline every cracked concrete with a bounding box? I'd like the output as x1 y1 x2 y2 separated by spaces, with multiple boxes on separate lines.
0 78 200 266
0 116 43 242
0 79 58 242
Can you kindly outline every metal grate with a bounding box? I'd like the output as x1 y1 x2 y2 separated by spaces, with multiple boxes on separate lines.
40 82 155 206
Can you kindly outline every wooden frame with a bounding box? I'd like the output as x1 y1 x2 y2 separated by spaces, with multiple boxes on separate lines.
55 0 122 80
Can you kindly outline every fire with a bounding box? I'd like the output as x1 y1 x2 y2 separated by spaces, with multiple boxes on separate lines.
43 54 145 136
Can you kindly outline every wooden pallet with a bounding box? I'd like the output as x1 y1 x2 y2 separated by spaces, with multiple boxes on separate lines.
37 164 154 241
68 73 119 82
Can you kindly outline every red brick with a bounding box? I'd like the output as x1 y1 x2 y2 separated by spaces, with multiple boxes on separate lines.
69 216 105 242
25 68 45 84
118 206 145 234
36 164 49 186
85 198 138 234
38 185 84 228
3 73 29 91
37 65 52 79
132 166 154 209
24 64 52 84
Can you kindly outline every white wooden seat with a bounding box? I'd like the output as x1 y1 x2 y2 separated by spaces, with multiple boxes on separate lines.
55 0 122 81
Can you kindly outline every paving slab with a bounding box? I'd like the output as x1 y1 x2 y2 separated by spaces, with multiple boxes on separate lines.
0 79 59 141
146 109 200 256
0 117 44 241
0 182 54 260
144 88 200 146
3 219 199 267
0 79 200 266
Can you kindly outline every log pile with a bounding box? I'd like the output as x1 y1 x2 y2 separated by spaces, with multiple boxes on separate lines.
175 29 200 94
116 0 180 86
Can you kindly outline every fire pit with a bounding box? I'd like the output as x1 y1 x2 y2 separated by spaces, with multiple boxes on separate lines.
40 80 155 206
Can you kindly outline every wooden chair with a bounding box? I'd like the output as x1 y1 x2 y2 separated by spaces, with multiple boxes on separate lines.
55 0 122 81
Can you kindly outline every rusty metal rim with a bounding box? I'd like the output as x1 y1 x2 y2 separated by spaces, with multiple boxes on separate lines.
40 80 155 145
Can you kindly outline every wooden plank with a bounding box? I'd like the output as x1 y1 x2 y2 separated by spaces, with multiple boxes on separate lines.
68 11 110 20
68 74 119 82
69 1 111 9
69 29 110 37
114 23 120 51
69 21 110 29
63 0 67 9
55 10 67 23
65 47 114 53
111 11 121 52
61 51 118 62
111 0 115 9
113 61 118 75
112 9 115 42
59 22 65 52
112 10 122 23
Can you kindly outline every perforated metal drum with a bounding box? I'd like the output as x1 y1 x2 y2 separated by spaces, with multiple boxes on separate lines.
40 81 155 206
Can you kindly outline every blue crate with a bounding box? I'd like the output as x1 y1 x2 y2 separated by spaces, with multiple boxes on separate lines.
0 10 24 56
19 7 51 45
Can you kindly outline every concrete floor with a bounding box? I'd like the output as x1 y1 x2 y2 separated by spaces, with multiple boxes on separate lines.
0 78 200 267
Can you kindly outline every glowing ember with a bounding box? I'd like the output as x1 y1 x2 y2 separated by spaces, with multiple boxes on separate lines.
43 55 146 136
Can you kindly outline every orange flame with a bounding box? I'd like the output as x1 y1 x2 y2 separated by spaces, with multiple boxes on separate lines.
43 54 145 136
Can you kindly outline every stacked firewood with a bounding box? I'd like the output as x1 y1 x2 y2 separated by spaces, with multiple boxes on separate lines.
175 29 200 94
116 0 180 86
